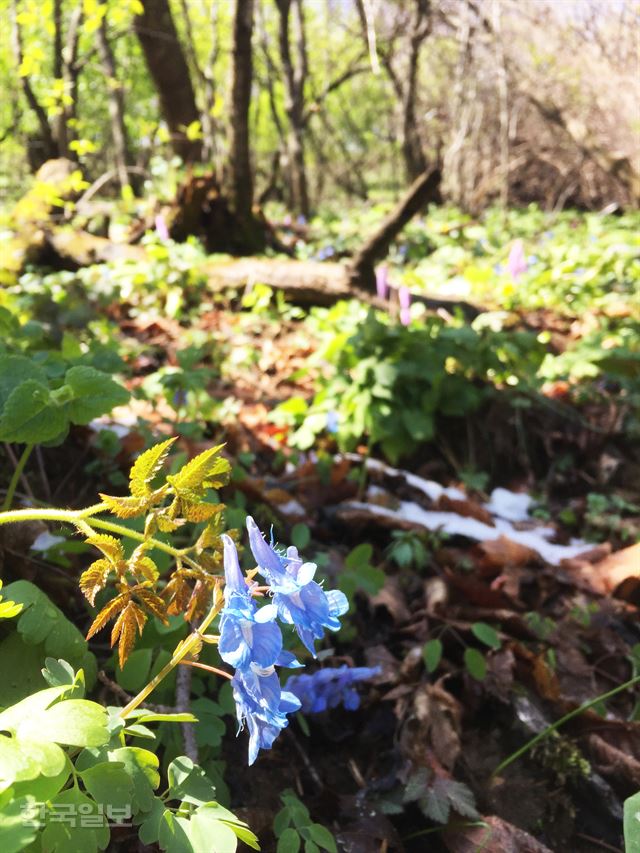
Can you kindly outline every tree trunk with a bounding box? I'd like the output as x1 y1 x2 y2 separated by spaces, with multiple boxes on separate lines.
97 17 134 191
276 0 310 217
349 167 441 292
228 0 266 252
11 0 59 167
134 0 202 163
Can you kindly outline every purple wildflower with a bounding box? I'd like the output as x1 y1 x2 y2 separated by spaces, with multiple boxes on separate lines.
154 213 169 242
285 665 381 714
507 239 526 280
326 410 339 434
376 265 389 300
398 286 411 326
218 535 283 671
246 517 349 656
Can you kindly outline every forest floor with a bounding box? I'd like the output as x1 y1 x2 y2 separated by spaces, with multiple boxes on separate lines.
1 202 640 852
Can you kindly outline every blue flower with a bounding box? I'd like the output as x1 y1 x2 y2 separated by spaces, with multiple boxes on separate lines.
246 517 349 656
231 665 301 765
285 665 381 714
219 535 283 671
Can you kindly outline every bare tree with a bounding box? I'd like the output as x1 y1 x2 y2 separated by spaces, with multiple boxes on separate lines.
134 0 203 163
275 0 310 217
97 16 134 191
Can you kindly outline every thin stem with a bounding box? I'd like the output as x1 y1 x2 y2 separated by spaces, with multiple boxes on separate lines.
0 505 201 570
492 673 640 777
119 582 223 719
178 660 232 679
2 443 34 511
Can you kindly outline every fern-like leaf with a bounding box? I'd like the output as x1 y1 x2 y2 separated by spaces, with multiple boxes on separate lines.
79 559 112 606
166 445 230 498
129 437 176 497
136 587 169 623
129 545 159 584
182 501 222 523
99 493 151 518
85 534 124 564
111 601 147 669
86 591 130 640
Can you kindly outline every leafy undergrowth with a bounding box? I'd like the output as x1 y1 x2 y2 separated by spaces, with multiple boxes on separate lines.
1 206 639 852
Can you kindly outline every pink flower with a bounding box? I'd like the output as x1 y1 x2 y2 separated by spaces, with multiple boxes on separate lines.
398 286 411 326
154 214 169 242
507 239 526 280
375 265 389 300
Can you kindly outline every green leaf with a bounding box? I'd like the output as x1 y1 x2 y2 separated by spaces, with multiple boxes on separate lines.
167 756 217 806
64 366 130 425
137 796 165 845
167 444 230 497
471 622 501 650
0 355 47 409
10 758 71 802
345 543 373 570
158 810 192 853
0 380 67 443
273 807 292 837
304 842 320 853
291 523 311 550
190 805 238 852
422 639 443 674
1 581 96 705
129 438 176 497
0 734 66 789
0 793 39 853
40 787 110 853
108 747 160 813
277 828 301 853
624 791 640 853
80 762 134 810
191 697 226 748
0 688 109 750
464 648 487 681
306 824 337 852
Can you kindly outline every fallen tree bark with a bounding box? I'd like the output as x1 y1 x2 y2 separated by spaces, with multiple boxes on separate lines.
205 256 481 318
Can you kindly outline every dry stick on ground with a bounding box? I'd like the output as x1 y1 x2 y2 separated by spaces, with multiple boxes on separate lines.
175 651 199 764
348 166 442 293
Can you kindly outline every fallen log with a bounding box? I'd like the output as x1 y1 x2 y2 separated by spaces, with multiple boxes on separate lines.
204 256 482 319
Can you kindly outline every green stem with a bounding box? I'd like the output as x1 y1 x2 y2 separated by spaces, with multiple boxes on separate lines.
492 673 640 777
119 583 224 719
2 443 34 511
0 505 201 570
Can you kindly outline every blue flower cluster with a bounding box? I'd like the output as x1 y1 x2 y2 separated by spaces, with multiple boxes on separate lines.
285 665 381 714
218 518 349 764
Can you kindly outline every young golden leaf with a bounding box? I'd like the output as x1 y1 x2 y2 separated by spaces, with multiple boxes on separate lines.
111 601 146 669
133 555 159 584
163 573 191 616
195 511 225 552
156 512 182 533
182 501 222 523
86 591 130 640
79 559 112 606
85 534 124 565
99 493 151 518
166 445 230 497
136 588 169 623
129 437 176 497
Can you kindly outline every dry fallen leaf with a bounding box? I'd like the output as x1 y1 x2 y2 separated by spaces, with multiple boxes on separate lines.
476 535 539 572
443 814 553 853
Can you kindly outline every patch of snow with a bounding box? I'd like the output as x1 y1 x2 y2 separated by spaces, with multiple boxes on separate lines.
486 488 533 522
342 499 590 566
31 532 67 552
277 499 306 518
